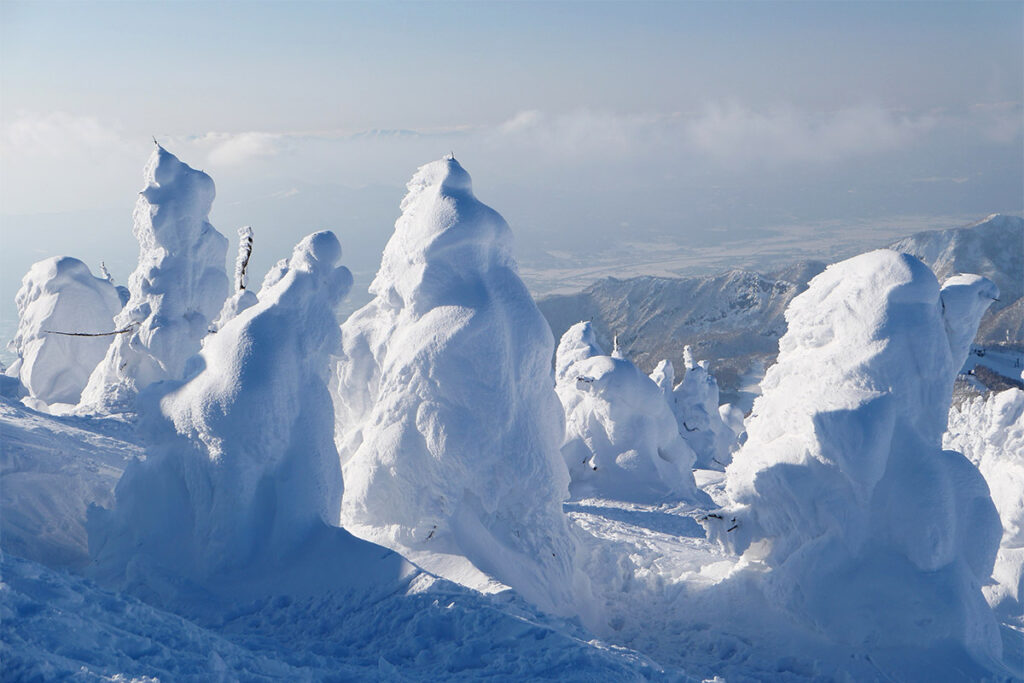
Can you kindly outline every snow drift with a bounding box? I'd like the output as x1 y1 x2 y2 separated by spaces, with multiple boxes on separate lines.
86 231 411 603
80 145 228 413
333 157 586 617
556 321 704 503
6 257 123 407
946 388 1024 623
705 250 1003 666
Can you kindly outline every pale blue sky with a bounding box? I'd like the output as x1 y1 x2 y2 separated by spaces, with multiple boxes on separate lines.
1 1 1022 343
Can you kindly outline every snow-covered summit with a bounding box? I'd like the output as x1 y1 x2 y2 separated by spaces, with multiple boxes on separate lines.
7 257 122 407
708 249 1003 667
79 145 228 413
334 157 588 618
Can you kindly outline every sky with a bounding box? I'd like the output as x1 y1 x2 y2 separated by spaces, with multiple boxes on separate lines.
1 1 1022 343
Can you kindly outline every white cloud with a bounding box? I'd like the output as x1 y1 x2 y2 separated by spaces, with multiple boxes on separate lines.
3 111 131 157
681 103 937 165
201 132 285 167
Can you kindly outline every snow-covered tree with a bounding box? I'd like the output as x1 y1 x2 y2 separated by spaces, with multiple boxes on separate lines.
79 145 228 413
705 250 1003 666
87 231 393 599
211 226 258 331
670 346 735 469
556 321 706 503
946 388 1024 624
7 257 123 407
333 157 587 618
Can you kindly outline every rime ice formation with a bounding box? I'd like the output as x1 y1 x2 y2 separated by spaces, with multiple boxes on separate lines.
86 232 396 600
946 388 1024 622
6 257 123 406
648 359 674 402
705 250 1003 665
211 226 259 331
79 146 228 412
671 346 735 470
333 158 585 617
556 321 704 503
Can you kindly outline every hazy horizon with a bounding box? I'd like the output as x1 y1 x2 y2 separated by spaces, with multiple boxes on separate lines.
2 1 1021 351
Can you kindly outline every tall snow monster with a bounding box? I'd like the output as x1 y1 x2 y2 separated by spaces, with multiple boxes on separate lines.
333 157 586 617
80 145 228 412
705 250 1003 667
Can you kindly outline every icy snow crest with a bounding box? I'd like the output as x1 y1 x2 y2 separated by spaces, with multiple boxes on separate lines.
88 231 385 597
80 146 228 413
6 257 122 407
556 321 705 503
946 388 1024 623
707 250 1003 665
333 158 586 618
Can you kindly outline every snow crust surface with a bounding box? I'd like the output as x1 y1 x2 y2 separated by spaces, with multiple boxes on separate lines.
556 321 705 504
333 158 587 618
7 257 122 406
706 250 1004 666
80 146 228 413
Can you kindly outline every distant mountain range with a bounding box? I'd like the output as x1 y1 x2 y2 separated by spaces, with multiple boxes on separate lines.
537 214 1023 397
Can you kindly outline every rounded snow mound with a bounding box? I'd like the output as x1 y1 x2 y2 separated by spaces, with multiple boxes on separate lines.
707 249 1003 666
556 321 705 504
7 256 122 406
335 157 588 619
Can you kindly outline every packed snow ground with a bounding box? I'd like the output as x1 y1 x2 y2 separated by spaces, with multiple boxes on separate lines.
7 401 1020 681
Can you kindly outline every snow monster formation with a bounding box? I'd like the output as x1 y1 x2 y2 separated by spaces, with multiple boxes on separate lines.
80 145 228 412
87 232 413 603
705 250 1003 668
946 388 1024 624
556 321 704 503
333 157 586 617
669 346 735 470
7 257 123 407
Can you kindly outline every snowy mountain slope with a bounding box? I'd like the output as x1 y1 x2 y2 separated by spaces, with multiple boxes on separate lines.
889 214 1023 312
538 264 824 398
538 214 1023 395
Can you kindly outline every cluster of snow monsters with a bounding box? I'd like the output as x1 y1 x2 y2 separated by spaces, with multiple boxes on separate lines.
5 146 1018 673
